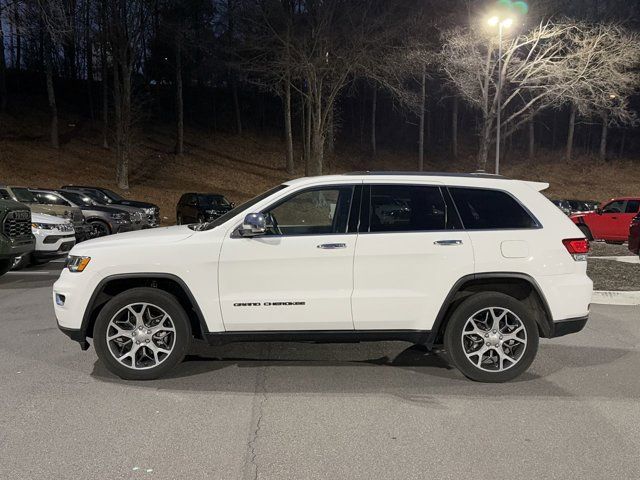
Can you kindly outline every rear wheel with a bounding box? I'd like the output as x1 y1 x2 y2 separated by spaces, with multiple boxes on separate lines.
93 288 192 380
578 224 593 241
444 292 539 383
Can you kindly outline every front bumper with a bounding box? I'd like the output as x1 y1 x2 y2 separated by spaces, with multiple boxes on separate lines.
1 234 35 257
58 324 90 350
549 315 588 338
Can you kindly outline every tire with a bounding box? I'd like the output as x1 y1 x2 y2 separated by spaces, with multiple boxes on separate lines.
90 220 111 237
578 224 593 241
30 257 50 266
10 254 30 270
444 292 539 383
93 287 192 380
0 258 12 277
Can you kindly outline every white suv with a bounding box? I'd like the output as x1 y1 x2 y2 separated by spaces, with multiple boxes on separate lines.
54 173 592 382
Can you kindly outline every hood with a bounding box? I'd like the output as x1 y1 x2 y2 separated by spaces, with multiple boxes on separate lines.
79 204 124 215
0 199 30 212
31 212 69 224
72 224 195 253
116 199 158 209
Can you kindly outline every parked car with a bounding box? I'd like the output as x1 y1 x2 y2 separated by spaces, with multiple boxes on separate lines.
13 212 75 269
629 213 640 257
60 186 160 227
176 193 234 224
0 185 91 240
54 173 591 383
30 189 134 238
571 197 640 243
60 187 147 230
0 199 35 277
551 199 571 216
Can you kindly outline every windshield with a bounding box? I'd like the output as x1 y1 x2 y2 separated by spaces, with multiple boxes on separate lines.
12 187 38 203
60 191 96 207
82 190 112 205
191 185 287 231
102 188 124 201
198 194 230 207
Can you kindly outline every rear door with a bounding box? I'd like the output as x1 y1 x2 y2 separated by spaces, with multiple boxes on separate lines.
352 182 473 331
599 200 628 240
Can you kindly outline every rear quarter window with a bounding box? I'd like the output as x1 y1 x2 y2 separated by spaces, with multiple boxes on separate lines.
449 187 539 230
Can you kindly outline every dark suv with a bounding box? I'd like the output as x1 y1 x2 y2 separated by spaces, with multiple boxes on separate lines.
61 186 160 227
30 189 134 238
176 193 234 224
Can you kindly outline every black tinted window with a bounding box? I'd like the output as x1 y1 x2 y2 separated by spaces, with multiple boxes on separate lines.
369 185 450 232
625 200 640 214
450 188 538 230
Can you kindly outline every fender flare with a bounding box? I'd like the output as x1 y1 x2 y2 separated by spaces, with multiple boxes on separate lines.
80 272 209 341
426 272 554 347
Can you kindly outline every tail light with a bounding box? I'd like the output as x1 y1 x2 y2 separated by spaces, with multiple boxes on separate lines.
563 238 589 261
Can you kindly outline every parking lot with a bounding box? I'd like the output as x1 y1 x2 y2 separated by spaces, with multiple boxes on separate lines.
1 257 639 480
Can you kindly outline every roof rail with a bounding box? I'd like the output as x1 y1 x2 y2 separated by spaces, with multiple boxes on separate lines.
343 171 506 179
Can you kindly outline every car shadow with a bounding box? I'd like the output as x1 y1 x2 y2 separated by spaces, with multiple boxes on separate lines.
89 341 638 401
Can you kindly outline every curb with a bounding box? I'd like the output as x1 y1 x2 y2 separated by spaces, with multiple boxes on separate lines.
592 290 640 306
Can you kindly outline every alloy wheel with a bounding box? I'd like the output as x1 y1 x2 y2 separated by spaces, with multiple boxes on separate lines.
106 303 176 370
461 307 527 372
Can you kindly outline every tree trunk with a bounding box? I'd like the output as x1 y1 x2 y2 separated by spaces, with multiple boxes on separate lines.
477 116 492 171
0 11 7 113
326 104 334 155
418 65 426 171
14 3 20 71
451 96 458 158
284 78 294 174
174 37 184 156
44 47 59 149
309 100 324 176
100 41 108 149
85 0 94 120
370 83 377 158
599 111 608 162
565 105 576 161
232 76 242 135
528 115 535 159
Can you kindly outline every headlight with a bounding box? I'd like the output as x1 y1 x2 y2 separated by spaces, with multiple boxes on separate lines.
32 222 56 230
205 209 220 215
65 255 91 272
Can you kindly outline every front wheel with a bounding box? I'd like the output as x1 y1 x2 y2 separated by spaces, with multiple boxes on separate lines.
444 292 539 383
93 288 192 380
0 258 12 276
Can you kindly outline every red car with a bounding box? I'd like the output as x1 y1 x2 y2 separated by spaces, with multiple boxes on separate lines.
571 197 640 243
629 213 640 256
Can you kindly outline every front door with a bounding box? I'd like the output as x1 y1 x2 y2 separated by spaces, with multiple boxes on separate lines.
598 200 628 240
218 184 358 331
352 183 473 331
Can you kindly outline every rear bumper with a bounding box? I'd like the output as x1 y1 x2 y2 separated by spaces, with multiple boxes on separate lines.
549 315 588 338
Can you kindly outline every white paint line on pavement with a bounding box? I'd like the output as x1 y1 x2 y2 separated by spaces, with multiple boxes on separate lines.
590 256 640 264
592 290 640 306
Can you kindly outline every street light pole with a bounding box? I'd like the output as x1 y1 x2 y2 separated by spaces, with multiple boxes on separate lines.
496 22 503 175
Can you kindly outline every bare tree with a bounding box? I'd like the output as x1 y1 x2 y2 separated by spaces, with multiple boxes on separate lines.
0 1 8 113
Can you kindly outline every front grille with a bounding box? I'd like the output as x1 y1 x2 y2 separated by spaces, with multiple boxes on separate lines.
2 210 32 238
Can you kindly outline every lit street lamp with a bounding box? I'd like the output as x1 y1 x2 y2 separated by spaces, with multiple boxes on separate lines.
488 15 513 175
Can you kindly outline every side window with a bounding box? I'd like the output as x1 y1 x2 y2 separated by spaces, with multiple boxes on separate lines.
603 200 625 214
450 187 538 230
264 186 353 236
369 185 450 232
625 200 639 214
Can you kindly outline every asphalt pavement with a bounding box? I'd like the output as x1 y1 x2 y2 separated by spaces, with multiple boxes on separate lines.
1 261 640 480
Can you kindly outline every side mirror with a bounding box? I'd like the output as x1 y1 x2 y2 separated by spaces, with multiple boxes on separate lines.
239 213 266 237
230 202 236 208
596 208 603 215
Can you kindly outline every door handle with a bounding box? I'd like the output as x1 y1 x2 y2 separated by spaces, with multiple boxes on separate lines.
434 239 463 246
317 243 347 249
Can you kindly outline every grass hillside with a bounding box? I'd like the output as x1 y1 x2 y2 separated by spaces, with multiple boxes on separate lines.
0 115 638 224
